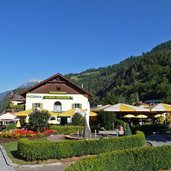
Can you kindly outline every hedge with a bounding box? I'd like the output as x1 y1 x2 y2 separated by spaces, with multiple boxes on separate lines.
49 125 83 135
65 145 171 171
18 131 145 161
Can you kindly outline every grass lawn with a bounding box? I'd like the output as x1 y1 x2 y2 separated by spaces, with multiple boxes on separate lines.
1 136 48 165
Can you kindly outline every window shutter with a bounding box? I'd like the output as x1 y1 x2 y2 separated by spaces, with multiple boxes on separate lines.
32 103 36 109
40 103 43 109
72 104 75 109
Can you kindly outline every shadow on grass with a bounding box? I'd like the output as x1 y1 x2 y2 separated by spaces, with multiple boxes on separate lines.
11 150 24 160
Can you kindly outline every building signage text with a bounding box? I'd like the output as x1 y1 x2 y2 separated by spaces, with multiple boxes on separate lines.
43 96 73 100
27 95 42 98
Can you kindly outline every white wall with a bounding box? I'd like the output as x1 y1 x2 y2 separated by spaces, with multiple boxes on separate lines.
25 93 88 111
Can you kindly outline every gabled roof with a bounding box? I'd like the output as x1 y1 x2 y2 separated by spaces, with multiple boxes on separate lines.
20 73 92 98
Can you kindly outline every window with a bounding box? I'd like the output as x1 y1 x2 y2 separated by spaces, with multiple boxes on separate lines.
72 103 82 109
54 101 62 112
32 103 43 109
56 84 61 91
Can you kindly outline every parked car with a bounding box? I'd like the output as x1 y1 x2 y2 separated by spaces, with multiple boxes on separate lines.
48 116 60 125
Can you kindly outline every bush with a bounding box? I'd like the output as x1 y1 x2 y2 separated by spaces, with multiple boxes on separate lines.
5 123 16 130
97 111 116 130
18 131 145 161
124 122 132 136
50 125 83 135
72 113 83 125
65 145 171 171
29 110 50 132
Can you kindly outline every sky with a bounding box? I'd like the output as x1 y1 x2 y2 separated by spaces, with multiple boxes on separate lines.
0 0 171 92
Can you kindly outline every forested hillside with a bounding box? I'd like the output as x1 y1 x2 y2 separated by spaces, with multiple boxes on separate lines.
66 40 171 106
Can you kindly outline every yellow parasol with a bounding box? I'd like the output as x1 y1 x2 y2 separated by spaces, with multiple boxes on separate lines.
154 114 164 118
123 114 135 118
135 114 148 119
16 120 21 128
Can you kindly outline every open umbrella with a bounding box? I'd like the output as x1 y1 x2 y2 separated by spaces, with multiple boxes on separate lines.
25 115 29 123
135 114 148 119
0 112 17 121
123 114 135 123
123 114 135 118
16 120 21 128
135 114 147 125
154 114 164 118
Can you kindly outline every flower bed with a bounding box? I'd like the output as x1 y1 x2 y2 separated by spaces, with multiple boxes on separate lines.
0 129 56 138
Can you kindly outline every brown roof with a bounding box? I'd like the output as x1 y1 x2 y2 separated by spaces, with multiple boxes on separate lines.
20 73 92 98
10 94 26 101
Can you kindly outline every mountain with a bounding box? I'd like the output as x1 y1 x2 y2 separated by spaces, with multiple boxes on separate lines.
1 40 171 112
18 79 41 89
0 91 9 101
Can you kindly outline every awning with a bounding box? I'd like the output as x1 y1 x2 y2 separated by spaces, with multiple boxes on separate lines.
104 103 150 112
14 109 97 117
58 108 97 117
151 103 171 112
14 109 60 117
0 112 18 120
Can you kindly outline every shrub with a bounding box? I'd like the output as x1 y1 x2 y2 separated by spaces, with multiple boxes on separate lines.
72 113 83 125
65 145 171 171
29 110 50 132
50 125 83 135
18 131 145 161
124 122 132 136
5 123 16 130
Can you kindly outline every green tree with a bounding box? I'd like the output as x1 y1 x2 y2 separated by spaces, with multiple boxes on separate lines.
29 110 50 132
97 111 116 130
72 113 83 125
124 122 132 136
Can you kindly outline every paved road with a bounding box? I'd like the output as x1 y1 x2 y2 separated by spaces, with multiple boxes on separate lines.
146 134 171 146
0 145 14 171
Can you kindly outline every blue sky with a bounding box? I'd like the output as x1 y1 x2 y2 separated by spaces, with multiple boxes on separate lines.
0 0 171 92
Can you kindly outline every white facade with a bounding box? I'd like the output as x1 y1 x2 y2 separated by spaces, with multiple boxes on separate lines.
25 93 88 112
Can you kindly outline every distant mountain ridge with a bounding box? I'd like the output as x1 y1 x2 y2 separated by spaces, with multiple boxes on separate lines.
18 79 41 89
0 91 9 101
